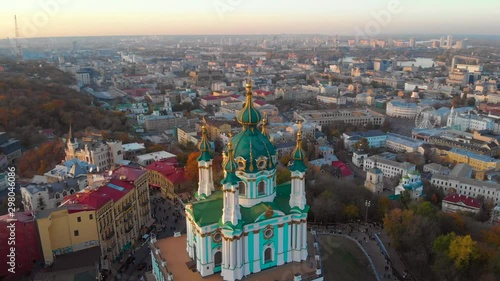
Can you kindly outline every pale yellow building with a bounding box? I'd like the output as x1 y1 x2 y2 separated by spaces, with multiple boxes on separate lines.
37 205 98 265
439 148 500 171
36 166 152 265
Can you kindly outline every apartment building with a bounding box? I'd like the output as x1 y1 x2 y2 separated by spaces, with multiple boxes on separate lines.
431 174 499 206
363 155 416 178
438 148 500 171
294 108 385 127
146 159 189 199
37 166 152 265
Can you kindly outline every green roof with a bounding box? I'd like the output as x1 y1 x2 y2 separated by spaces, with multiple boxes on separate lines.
189 182 306 227
231 127 276 173
290 160 307 172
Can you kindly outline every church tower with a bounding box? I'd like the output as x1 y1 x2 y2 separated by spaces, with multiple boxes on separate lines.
65 124 78 161
185 70 310 281
288 122 309 262
196 124 214 199
289 122 307 210
364 168 384 193
447 106 455 127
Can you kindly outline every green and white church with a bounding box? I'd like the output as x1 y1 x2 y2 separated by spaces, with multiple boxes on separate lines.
185 80 310 281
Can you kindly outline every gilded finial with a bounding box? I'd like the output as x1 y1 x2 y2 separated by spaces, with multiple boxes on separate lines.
297 120 303 139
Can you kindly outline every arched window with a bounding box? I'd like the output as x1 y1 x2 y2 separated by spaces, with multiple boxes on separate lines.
258 181 266 196
264 248 272 263
214 251 222 267
239 182 246 196
70 189 75 194
54 193 60 199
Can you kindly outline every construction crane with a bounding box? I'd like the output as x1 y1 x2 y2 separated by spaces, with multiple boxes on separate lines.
14 15 23 61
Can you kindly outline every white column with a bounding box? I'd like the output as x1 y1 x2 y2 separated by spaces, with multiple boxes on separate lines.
287 223 292 262
302 222 307 249
232 240 236 269
243 233 252 275
302 221 308 260
222 240 226 268
253 231 261 272
277 225 284 265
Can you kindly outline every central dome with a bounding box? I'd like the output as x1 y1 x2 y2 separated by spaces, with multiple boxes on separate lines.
231 127 276 173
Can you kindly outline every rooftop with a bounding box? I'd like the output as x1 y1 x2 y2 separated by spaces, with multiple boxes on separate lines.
122 142 146 152
449 148 500 163
151 233 318 281
443 193 482 208
136 151 177 162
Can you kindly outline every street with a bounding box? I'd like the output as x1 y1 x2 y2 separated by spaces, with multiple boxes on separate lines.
108 191 187 281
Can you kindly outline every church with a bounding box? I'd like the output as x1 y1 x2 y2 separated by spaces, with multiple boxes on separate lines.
184 79 310 281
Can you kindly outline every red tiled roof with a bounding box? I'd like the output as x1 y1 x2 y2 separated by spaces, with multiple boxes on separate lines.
443 193 482 208
0 211 35 223
61 178 135 210
254 90 273 96
254 100 266 106
112 166 147 181
332 161 354 177
202 95 226 101
146 159 186 184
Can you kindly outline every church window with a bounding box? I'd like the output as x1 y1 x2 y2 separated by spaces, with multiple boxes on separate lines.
235 157 246 171
214 251 222 267
239 182 246 196
256 156 268 170
264 228 274 239
258 181 266 196
212 231 222 243
264 248 272 263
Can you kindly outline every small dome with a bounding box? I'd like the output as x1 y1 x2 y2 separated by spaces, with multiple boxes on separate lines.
236 83 262 126
197 125 212 162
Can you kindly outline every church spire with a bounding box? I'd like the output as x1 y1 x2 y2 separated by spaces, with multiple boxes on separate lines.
290 121 307 172
261 113 270 138
196 118 214 199
221 138 240 185
236 68 262 127
198 120 212 162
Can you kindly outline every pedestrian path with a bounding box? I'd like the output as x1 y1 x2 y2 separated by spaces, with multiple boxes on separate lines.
313 223 412 281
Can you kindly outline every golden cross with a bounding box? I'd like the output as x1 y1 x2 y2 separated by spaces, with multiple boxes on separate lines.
246 67 252 83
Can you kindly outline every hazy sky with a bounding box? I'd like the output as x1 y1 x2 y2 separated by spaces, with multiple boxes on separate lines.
1 0 499 38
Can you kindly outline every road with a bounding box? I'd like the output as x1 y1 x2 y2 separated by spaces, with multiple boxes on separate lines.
108 192 186 281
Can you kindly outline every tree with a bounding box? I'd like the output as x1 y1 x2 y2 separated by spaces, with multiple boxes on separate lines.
353 138 369 151
185 152 201 183
276 168 291 184
146 144 164 153
343 204 360 221
448 235 480 270
432 232 457 279
383 208 415 248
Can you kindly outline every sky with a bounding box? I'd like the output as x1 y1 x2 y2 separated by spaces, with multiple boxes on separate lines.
1 0 499 38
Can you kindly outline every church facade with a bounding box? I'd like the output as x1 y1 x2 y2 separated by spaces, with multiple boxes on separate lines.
184 81 309 281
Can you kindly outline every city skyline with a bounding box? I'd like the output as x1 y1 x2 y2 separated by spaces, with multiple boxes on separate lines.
2 0 500 39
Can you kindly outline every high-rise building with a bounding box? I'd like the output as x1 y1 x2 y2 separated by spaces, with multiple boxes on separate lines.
447 35 453 49
409 37 416 48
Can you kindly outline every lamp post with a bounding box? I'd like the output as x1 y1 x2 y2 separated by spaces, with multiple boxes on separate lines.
365 200 371 224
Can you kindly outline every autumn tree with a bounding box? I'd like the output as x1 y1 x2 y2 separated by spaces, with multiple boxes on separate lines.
185 151 201 184
383 208 415 248
353 138 370 151
448 235 480 270
343 204 360 221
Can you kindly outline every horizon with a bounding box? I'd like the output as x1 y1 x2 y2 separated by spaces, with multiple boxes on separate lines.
2 0 499 39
